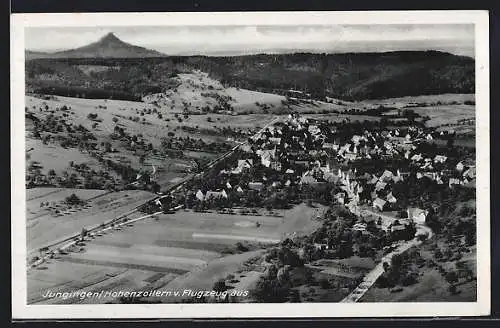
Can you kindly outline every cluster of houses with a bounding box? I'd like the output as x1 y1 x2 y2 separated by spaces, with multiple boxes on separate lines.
186 113 475 232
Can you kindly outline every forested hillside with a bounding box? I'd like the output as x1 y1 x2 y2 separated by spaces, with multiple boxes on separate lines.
25 51 474 101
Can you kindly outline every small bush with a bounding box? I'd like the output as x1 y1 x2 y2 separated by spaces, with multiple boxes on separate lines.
319 278 330 289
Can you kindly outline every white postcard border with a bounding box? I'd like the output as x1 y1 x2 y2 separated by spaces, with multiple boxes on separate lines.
11 10 490 319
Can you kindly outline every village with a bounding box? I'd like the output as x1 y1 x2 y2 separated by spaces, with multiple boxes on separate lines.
125 110 476 303
26 98 477 304
149 111 475 242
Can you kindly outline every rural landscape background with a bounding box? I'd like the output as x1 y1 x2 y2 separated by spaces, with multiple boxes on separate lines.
24 24 477 304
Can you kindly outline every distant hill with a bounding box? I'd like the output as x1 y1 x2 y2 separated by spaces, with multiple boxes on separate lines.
26 33 165 59
25 49 474 101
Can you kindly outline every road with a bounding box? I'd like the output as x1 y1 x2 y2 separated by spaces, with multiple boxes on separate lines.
340 222 433 303
28 116 281 269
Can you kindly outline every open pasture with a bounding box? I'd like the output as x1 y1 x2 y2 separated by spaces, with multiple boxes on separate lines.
26 138 105 175
361 93 475 108
25 94 228 148
27 187 108 220
410 105 475 127
27 189 157 254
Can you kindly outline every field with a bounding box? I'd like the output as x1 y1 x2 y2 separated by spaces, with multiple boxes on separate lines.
26 138 115 176
26 188 157 255
360 93 476 132
142 72 287 114
27 203 322 304
25 93 225 188
27 187 108 220
361 93 475 107
411 105 475 127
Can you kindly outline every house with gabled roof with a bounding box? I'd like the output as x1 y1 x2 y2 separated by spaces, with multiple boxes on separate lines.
386 192 397 203
407 208 428 224
353 223 367 231
269 137 281 145
205 190 229 200
375 180 387 192
463 167 476 179
195 190 204 201
367 175 379 185
380 170 394 181
411 154 423 162
373 197 387 211
300 175 317 185
390 224 406 233
434 155 447 164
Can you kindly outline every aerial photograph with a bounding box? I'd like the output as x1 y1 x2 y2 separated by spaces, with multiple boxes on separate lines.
24 24 477 304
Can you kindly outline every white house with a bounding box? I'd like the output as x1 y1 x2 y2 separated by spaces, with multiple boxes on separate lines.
269 137 281 145
373 198 387 211
411 154 423 162
386 192 397 203
434 155 448 164
380 170 394 181
353 223 367 231
463 167 476 179
300 175 317 185
407 208 427 224
390 224 406 233
195 190 204 201
449 177 461 187
205 190 228 200
352 135 362 145
375 181 387 192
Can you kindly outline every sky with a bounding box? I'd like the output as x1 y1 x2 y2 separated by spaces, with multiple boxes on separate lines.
25 24 475 57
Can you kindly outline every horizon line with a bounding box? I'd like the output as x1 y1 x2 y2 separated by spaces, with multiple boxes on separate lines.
24 48 475 59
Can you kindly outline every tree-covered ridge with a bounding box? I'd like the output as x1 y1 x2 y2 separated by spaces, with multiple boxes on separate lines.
26 51 474 101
